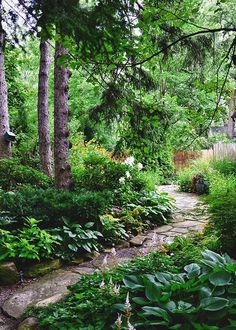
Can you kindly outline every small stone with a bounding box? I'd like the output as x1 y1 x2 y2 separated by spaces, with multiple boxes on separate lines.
166 231 181 237
115 240 130 249
35 293 67 308
85 251 100 260
171 227 189 234
0 262 18 285
130 235 147 246
71 267 95 275
17 317 38 330
154 225 173 233
25 259 62 278
70 257 84 265
173 221 200 228
189 225 204 232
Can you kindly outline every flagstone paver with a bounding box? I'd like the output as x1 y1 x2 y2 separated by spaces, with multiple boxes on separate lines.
1 185 209 327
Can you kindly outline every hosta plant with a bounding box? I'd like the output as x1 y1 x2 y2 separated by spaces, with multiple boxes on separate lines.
115 250 236 329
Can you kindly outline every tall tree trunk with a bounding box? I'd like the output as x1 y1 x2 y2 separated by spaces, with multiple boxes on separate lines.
38 39 52 176
54 40 72 189
0 1 11 158
227 89 236 140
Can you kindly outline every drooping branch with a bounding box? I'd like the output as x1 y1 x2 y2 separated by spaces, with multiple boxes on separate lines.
132 27 236 67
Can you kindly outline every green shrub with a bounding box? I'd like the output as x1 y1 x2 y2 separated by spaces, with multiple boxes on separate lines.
29 250 236 329
52 219 103 261
72 150 149 193
115 250 236 329
0 158 52 191
178 159 213 193
99 214 129 244
212 159 236 176
28 251 177 329
0 187 113 228
0 217 58 262
206 175 236 256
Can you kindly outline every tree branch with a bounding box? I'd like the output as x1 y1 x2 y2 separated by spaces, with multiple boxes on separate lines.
132 27 236 67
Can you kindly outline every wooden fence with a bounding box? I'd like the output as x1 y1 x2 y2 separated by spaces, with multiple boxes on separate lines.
213 143 236 160
174 143 236 170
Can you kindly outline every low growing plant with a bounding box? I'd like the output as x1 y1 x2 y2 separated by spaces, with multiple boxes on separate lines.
52 218 103 261
0 217 58 262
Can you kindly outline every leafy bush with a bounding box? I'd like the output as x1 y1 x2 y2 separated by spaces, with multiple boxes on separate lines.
206 175 236 257
0 187 113 227
28 251 177 329
52 219 103 261
72 151 147 193
178 159 212 193
99 214 129 244
0 158 52 191
0 218 58 262
29 250 236 329
127 191 174 225
115 250 236 329
212 159 236 176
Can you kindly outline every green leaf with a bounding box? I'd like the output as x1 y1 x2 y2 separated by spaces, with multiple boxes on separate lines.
142 306 170 322
200 297 229 311
156 272 172 285
123 275 143 290
132 297 147 306
209 271 231 286
68 244 78 252
184 263 201 278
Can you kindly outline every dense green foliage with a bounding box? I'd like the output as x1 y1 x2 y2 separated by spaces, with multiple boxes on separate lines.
28 235 227 329
0 159 52 191
178 158 236 257
0 149 174 263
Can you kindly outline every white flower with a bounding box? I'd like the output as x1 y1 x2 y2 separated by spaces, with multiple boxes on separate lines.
102 255 108 268
115 313 122 327
124 292 131 311
111 247 117 257
127 320 136 330
109 276 113 287
119 177 126 184
124 156 135 166
112 283 121 295
125 171 131 179
99 279 105 289
137 162 143 170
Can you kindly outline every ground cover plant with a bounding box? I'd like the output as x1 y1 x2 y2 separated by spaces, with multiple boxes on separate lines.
0 149 174 264
178 158 236 258
27 234 230 330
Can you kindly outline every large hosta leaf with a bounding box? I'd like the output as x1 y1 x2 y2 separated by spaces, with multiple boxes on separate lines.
142 306 170 322
184 263 201 278
209 271 231 286
200 297 229 311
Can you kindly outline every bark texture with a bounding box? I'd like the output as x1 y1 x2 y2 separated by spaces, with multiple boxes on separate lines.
227 89 236 139
38 40 52 176
0 4 11 158
54 41 72 189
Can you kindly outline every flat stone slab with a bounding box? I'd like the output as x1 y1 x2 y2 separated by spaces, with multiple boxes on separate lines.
130 235 147 246
2 270 82 319
172 220 201 228
169 227 189 234
71 267 95 275
154 225 173 233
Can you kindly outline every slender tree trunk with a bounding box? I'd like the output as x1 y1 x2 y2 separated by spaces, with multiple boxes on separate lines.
54 40 72 189
227 89 236 139
0 1 11 158
38 39 52 176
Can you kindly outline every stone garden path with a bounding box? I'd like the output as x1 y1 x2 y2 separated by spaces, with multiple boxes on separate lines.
0 185 210 329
